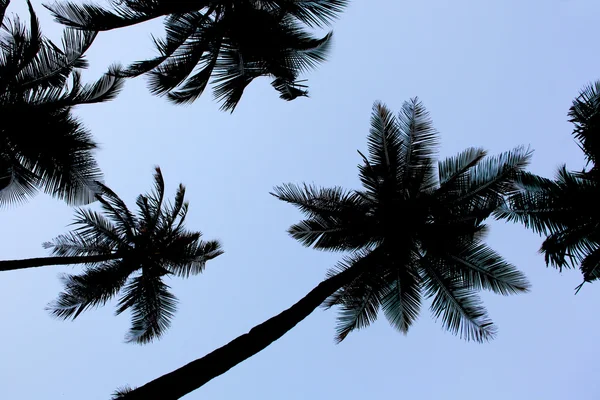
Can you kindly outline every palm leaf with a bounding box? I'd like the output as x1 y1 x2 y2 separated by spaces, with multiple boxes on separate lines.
117 271 178 344
379 260 421 335
48 261 132 319
43 231 114 257
581 247 600 283
422 261 496 342
444 241 530 295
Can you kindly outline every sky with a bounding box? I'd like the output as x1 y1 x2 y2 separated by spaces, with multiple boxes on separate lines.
1 0 599 399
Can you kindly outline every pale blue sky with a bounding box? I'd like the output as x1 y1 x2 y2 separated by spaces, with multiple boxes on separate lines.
1 0 599 399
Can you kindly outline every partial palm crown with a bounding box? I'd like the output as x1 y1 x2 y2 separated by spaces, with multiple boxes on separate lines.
0 0 123 205
496 81 600 290
45 0 347 111
274 99 531 342
7 167 223 344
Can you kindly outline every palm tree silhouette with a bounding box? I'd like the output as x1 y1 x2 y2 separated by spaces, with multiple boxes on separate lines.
0 167 223 343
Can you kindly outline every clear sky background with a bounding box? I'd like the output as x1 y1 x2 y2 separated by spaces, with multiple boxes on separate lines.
1 0 599 399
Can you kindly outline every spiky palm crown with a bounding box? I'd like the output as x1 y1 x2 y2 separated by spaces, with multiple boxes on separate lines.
274 99 531 343
44 167 223 344
497 81 600 289
45 0 347 111
0 0 123 205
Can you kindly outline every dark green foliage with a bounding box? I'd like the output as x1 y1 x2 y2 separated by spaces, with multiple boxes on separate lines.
45 0 347 111
0 0 123 205
497 82 600 290
274 99 531 342
45 167 223 343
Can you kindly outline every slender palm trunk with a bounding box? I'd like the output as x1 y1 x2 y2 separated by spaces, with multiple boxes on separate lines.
121 262 366 400
0 254 121 272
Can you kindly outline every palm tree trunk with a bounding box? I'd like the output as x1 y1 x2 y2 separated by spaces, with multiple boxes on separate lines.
0 254 121 272
121 261 367 400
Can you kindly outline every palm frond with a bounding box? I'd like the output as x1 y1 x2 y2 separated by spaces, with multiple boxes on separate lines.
581 247 600 283
267 0 348 28
47 261 132 319
444 241 530 295
121 11 208 78
45 0 171 31
136 167 166 232
273 183 374 251
116 271 178 344
438 147 487 191
365 101 402 175
397 97 439 193
272 183 365 218
0 160 38 206
95 181 137 241
455 146 532 205
541 227 597 270
63 64 124 105
43 231 114 257
72 208 127 248
166 238 223 278
145 18 219 98
379 262 421 335
323 250 383 342
422 262 496 342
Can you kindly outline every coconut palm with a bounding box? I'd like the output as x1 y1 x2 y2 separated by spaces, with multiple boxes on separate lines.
113 99 530 399
496 81 600 291
0 0 123 205
0 167 223 343
45 0 347 111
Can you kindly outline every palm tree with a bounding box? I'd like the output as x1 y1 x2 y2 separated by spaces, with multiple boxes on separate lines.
0 167 223 343
45 0 347 111
496 81 600 291
113 99 530 399
0 0 123 206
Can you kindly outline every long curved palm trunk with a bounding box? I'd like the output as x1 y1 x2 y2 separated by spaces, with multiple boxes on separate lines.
122 262 366 400
0 254 120 272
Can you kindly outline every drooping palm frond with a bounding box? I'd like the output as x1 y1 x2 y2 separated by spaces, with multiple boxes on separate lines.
379 253 422 335
43 167 223 343
0 1 124 206
278 99 530 342
46 0 346 110
49 261 134 319
116 271 178 344
421 260 496 342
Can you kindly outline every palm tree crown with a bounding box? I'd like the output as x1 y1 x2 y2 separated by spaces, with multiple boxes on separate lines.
274 99 531 342
44 167 223 343
497 81 600 290
45 0 347 111
0 0 123 205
